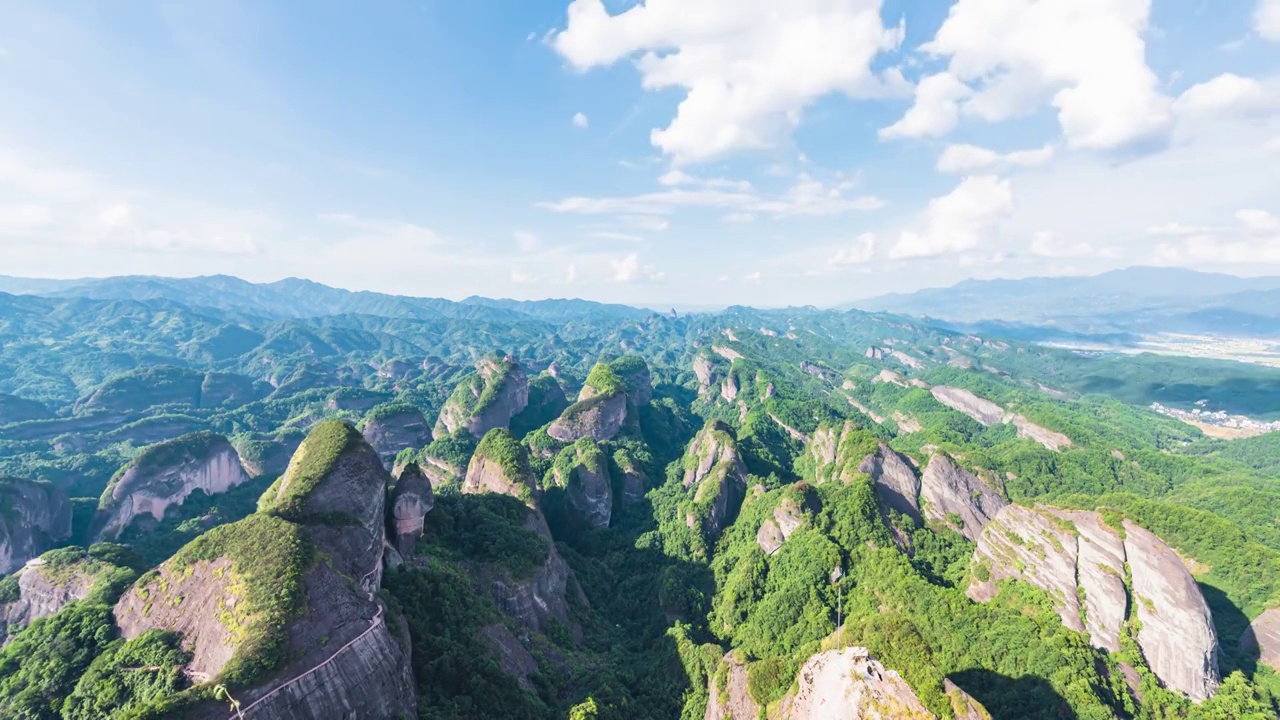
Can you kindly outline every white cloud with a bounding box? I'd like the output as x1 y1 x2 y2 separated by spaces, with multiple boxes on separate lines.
1154 210 1280 265
589 231 644 242
0 205 54 232
826 233 877 267
611 252 664 283
890 175 1014 259
511 268 538 283
624 215 670 232
1259 0 1280 40
1267 137 1280 154
320 213 440 247
936 144 1054 174
891 0 1171 150
1173 74 1273 117
744 271 763 283
880 73 971 139
1238 208 1280 235
1145 222 1214 237
572 112 590 129
1028 231 1110 258
514 230 541 252
658 170 752 191
553 0 907 164
722 212 755 224
541 173 879 218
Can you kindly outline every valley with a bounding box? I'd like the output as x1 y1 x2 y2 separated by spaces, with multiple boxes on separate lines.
0 275 1277 719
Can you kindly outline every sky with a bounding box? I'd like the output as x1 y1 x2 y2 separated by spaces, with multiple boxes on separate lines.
0 0 1278 308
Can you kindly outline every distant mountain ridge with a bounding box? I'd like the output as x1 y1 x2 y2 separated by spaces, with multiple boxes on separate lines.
852 267 1280 337
0 274 653 323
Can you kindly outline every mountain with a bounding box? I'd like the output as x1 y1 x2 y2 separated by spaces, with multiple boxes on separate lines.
853 267 1280 337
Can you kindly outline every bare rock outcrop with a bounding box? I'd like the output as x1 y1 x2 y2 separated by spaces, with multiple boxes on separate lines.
362 404 431 467
0 478 72 574
778 647 938 719
1240 607 1280 671
486 510 578 636
464 428 539 505
548 391 629 442
94 432 249 542
919 455 1006 541
0 546 129 643
705 652 760 720
683 422 749 541
967 506 1220 702
553 438 613 528
1125 521 1219 702
115 421 416 719
861 444 922 526
757 497 806 555
930 386 1071 452
434 355 530 440
388 463 434 555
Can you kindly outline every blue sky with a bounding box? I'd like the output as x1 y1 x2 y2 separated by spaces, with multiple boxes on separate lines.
0 0 1277 308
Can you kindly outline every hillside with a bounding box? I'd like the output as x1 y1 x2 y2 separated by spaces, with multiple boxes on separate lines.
0 275 1277 718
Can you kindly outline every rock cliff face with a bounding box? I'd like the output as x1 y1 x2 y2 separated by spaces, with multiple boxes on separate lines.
860 444 922 526
777 647 937 719
486 510 578 636
704 652 760 720
967 506 1220 702
554 439 613 528
548 392 630 442
434 356 530 440
114 421 416 719
930 386 1072 452
389 463 435 555
757 497 806 555
94 432 249 542
1241 606 1280 671
683 422 748 541
464 429 539 505
361 404 431 467
919 455 1007 542
0 478 73 574
0 552 107 643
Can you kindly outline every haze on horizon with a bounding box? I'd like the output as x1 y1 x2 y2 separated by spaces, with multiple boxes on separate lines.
1 1 1278 307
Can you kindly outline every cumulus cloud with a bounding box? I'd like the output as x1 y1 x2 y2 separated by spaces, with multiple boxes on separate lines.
1028 231 1111 258
1145 222 1214 237
510 268 538 283
936 144 1054 174
744 271 763 283
1259 0 1280 40
611 252 665 282
826 233 877 267
887 0 1171 150
889 175 1014 259
658 170 752 191
553 0 907 164
1173 74 1274 117
1155 209 1280 265
572 112 590 129
0 204 54 233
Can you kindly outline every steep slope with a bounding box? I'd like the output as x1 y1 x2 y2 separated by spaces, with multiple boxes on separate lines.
547 356 652 442
0 544 136 643
918 455 1007 542
682 421 749 542
434 355 530 440
968 505 1220 701
94 432 250 542
388 462 435 556
551 437 613 528
0 477 72 574
112 421 416 719
361 403 431 467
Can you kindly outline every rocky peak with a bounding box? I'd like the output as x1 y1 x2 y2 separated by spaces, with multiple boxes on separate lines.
552 438 613 529
777 646 955 719
756 496 807 555
464 428 539 506
704 652 759 720
547 391 630 443
388 463 435 556
968 505 1221 702
0 477 73 575
361 403 431 467
919 455 1007 541
0 544 135 643
930 386 1072 452
434 356 530 440
860 443 922 526
94 431 250 542
682 422 748 541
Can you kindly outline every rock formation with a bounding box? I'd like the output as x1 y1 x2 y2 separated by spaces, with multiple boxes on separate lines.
930 386 1072 452
361 404 431 467
968 506 1220 702
434 355 530 440
919 455 1007 542
1240 607 1280 672
199 371 269 408
0 545 131 643
388 463 434 555
777 647 942 719
485 510 578 636
553 438 613 528
464 428 539 505
704 653 760 720
615 451 649 505
683 422 748 541
861 444 922 526
94 432 250 542
0 477 72 574
113 420 416 719
510 373 570 436
548 356 653 442
756 496 806 555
